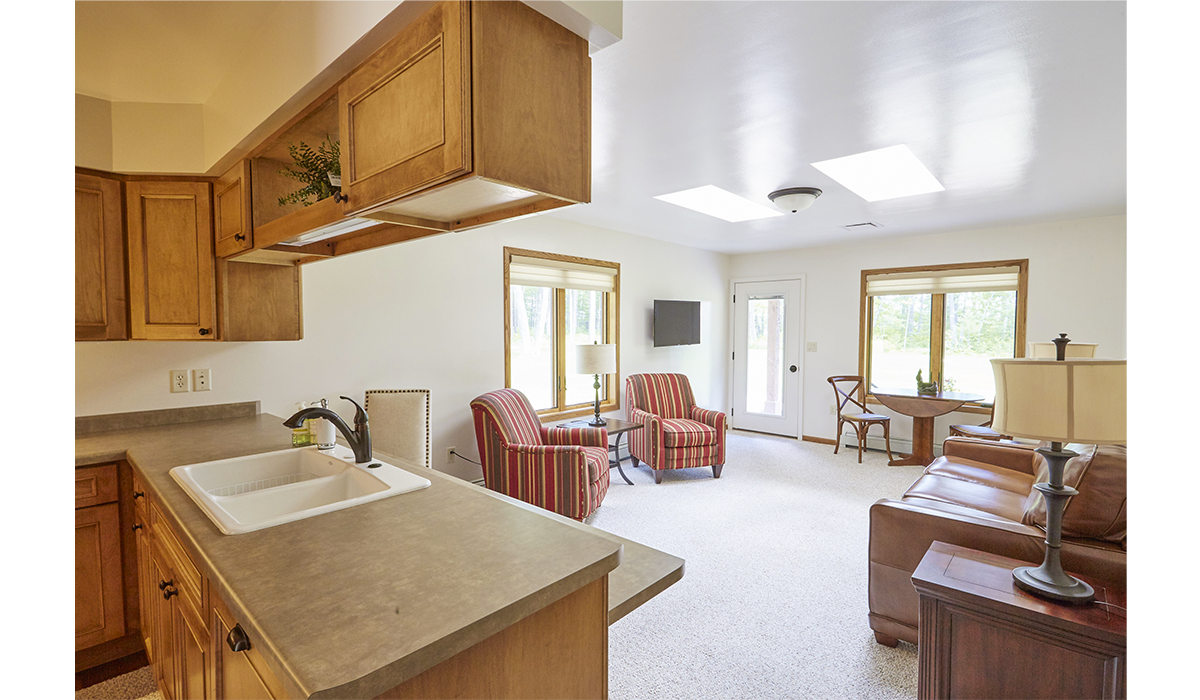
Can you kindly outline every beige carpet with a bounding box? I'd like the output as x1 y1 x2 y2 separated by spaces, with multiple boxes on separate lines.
591 430 925 700
75 666 159 700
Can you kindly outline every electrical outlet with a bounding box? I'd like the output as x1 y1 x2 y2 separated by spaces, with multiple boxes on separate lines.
829 405 836 415
193 368 211 392
446 446 456 464
170 370 189 393
806 342 818 352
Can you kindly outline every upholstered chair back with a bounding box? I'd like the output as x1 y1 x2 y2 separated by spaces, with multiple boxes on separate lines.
626 373 697 420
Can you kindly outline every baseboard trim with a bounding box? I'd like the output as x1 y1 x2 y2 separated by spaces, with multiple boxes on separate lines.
801 435 836 445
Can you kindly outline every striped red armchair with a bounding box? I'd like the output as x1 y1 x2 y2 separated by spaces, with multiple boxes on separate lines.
626 373 727 484
470 388 610 520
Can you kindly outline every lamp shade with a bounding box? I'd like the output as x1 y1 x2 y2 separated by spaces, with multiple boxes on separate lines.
990 358 1125 444
1027 342 1098 359
575 343 616 375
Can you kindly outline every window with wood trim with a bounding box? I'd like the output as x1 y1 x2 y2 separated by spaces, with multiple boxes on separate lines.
859 260 1028 407
504 247 620 420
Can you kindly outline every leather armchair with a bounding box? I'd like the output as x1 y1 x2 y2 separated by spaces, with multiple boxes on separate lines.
625 373 726 484
470 388 610 520
868 437 1126 646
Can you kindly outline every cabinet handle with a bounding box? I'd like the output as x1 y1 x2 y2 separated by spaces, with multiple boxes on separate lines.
199 328 211 336
132 523 143 532
234 233 246 241
163 586 178 600
158 578 174 591
227 624 252 652
333 192 348 204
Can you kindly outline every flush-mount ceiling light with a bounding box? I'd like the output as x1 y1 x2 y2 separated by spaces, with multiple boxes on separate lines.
767 187 823 213
811 144 945 202
654 185 784 222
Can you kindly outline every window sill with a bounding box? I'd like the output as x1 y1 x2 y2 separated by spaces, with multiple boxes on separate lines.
537 401 620 424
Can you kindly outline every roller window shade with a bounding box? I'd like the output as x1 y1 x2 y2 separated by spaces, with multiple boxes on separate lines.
509 255 618 293
866 266 1021 296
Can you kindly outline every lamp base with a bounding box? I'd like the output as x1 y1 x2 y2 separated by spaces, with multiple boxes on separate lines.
587 417 607 427
1013 565 1095 605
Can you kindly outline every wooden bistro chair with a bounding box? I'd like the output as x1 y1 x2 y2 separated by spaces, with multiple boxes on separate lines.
948 403 1010 441
827 376 894 463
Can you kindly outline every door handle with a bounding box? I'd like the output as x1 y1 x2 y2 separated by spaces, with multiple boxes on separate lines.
789 365 798 373
227 624 252 652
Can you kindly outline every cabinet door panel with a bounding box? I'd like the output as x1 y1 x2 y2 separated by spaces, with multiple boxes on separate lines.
176 601 208 700
75 172 127 340
150 545 177 699
340 0 471 213
136 526 155 664
75 503 126 649
215 161 253 258
126 181 215 340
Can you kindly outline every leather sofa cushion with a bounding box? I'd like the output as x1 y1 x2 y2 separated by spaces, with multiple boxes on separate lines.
903 473 1030 522
1023 444 1126 546
661 418 718 447
925 457 1036 495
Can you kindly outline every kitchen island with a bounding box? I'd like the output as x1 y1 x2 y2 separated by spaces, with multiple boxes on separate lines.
75 403 684 699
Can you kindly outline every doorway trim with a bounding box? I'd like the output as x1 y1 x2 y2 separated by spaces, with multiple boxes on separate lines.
727 274 807 439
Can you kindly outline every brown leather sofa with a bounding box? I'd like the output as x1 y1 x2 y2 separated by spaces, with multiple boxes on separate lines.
868 437 1126 646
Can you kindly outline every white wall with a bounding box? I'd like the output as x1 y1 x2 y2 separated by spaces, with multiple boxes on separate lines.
728 215 1127 447
75 215 730 480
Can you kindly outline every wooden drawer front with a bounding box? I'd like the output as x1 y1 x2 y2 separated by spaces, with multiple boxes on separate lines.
76 464 120 508
151 503 203 612
340 0 471 213
133 475 149 521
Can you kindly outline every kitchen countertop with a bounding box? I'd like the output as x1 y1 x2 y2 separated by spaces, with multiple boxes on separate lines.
76 410 683 699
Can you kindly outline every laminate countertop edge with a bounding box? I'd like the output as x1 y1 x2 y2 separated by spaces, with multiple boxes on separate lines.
75 412 683 698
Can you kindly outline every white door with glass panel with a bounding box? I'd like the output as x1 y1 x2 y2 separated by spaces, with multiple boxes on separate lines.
732 280 803 436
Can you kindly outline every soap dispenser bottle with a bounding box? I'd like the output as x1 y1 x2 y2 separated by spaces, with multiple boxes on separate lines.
291 401 313 447
313 398 337 450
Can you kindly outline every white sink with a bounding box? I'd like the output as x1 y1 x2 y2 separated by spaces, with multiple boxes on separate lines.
170 445 431 534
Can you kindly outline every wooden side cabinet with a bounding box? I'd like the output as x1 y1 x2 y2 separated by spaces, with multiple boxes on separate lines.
912 542 1126 700
75 464 126 650
75 172 128 340
125 180 216 340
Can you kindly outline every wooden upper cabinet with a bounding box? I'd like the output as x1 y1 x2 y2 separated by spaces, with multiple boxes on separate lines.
339 0 472 214
126 181 216 340
76 172 128 340
214 160 253 258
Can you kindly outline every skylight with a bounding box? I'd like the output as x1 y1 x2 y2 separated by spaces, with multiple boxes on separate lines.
654 185 783 222
811 145 945 202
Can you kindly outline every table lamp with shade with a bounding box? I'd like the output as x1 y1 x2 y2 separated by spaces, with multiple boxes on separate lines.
575 342 616 426
989 335 1125 604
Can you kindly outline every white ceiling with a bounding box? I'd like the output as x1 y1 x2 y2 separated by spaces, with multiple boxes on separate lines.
74 1 1127 254
553 0 1127 254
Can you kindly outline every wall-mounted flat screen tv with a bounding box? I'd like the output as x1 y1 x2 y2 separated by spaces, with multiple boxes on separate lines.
653 300 701 347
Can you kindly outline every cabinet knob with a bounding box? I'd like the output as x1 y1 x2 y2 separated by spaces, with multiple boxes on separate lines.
162 586 178 600
133 491 144 500
234 233 246 241
227 624 252 652
199 328 212 336
334 192 348 204
132 523 143 532
158 578 174 591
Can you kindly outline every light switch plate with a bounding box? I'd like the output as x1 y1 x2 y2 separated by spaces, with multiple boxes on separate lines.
170 370 189 393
